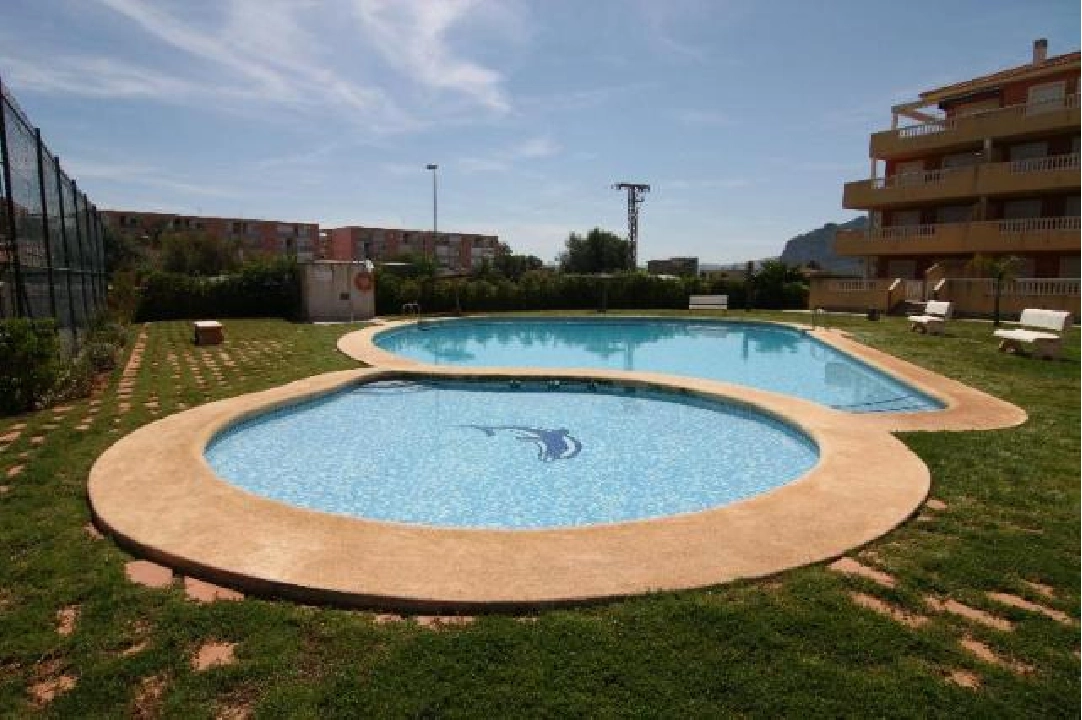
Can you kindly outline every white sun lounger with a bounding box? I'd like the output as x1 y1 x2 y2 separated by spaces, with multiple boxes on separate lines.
907 300 952 335
688 295 728 312
992 308 1071 359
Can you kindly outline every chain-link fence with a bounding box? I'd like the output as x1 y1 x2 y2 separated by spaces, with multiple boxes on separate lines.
0 75 107 348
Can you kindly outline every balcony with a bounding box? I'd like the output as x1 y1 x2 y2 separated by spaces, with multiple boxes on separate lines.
870 95 1080 158
843 153 1081 208
835 216 1081 256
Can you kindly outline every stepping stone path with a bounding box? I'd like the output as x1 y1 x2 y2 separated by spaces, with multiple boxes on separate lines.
192 641 237 671
924 596 1013 632
118 327 150 415
828 557 897 588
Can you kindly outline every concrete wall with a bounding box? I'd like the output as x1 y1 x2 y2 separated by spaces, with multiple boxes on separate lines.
299 261 375 322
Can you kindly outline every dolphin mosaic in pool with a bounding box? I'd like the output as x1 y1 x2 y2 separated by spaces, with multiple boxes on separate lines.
461 425 583 462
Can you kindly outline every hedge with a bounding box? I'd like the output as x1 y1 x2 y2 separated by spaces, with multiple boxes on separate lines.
374 271 773 315
134 260 301 321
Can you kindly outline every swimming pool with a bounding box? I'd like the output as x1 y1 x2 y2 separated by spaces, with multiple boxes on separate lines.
206 378 819 529
373 318 943 413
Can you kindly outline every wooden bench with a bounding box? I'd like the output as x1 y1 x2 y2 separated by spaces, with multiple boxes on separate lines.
906 300 952 335
193 320 224 346
688 295 728 312
992 308 1071 359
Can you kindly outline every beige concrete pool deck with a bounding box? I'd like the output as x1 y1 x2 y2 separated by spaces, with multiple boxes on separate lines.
88 317 1026 612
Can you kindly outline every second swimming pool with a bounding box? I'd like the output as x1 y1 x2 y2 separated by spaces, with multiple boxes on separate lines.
373 318 943 413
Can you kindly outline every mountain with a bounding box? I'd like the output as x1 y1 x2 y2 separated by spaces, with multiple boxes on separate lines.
779 216 867 275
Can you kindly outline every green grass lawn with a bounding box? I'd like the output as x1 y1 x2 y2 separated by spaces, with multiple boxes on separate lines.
0 314 1077 718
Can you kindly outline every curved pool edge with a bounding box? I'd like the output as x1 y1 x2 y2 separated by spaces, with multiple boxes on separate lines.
339 316 1027 433
90 365 931 612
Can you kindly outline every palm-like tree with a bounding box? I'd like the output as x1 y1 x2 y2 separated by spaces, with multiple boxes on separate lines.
968 254 1022 327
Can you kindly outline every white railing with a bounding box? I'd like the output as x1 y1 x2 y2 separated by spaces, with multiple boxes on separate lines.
946 277 1081 297
872 167 960 189
849 217 1080 241
894 94 1079 141
1009 152 1080 173
865 224 938 240
832 279 880 292
997 216 1080 233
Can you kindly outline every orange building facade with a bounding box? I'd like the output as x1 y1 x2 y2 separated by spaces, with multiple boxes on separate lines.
323 226 500 271
102 210 320 262
811 40 1080 318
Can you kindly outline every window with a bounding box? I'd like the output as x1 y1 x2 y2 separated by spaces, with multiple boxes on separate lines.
1060 255 1080 278
1008 142 1048 162
1025 81 1066 115
1002 199 1043 219
935 205 972 223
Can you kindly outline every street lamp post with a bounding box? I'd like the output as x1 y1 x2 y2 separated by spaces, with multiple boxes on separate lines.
425 163 438 263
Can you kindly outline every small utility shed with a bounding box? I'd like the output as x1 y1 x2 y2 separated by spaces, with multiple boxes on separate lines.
299 260 376 322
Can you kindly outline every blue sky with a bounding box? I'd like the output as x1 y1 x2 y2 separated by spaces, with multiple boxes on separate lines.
1 0 1078 264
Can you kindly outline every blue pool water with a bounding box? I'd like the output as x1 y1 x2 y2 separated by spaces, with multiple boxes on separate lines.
206 379 819 529
374 318 942 413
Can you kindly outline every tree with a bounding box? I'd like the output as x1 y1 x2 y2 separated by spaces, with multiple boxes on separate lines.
559 228 630 274
493 253 543 281
159 231 239 276
969 254 1022 326
750 260 808 310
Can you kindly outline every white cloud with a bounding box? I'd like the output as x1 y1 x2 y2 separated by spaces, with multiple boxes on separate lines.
350 0 513 113
457 135 560 173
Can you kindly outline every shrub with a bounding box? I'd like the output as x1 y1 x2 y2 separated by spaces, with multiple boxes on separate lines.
0 318 60 415
134 259 301 321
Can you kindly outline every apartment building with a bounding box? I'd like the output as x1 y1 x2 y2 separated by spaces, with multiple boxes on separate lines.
323 226 500 271
102 210 320 262
811 40 1080 317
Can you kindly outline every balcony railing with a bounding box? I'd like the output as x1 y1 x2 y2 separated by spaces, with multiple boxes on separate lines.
861 216 1079 241
1009 152 1080 173
945 277 1080 297
894 94 1079 141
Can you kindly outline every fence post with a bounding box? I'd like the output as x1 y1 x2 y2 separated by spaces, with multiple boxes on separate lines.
0 75 27 317
72 181 91 324
54 155 79 341
94 207 106 311
34 127 58 319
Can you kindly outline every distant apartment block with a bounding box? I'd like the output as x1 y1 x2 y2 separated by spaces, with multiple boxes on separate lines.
647 256 699 276
811 40 1080 318
322 226 501 271
102 211 320 262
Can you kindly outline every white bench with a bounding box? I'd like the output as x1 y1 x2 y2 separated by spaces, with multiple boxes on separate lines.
907 300 952 335
993 308 1071 359
689 294 728 312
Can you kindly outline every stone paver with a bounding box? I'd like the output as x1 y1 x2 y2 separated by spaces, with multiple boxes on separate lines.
183 577 244 603
986 591 1076 625
958 637 1032 674
192 641 237 671
415 615 475 629
926 498 947 510
849 592 928 629
1020 580 1055 598
125 560 174 589
945 669 981 689
828 557 897 588
84 523 104 540
925 597 1012 632
56 606 78 636
6 465 25 478
29 675 77 705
